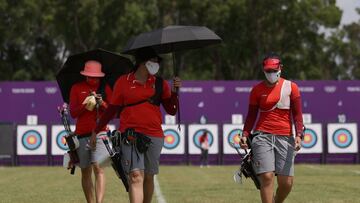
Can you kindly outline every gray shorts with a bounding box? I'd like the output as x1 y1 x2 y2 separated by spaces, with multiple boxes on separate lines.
251 132 296 176
76 132 110 169
121 136 163 175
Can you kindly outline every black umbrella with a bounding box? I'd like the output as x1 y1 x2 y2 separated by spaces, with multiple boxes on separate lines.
56 48 133 103
122 25 222 56
122 26 222 75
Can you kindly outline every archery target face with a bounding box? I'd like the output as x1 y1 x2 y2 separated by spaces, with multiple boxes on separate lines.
328 123 358 153
164 129 180 149
22 130 42 150
51 125 75 155
227 129 242 149
298 124 323 154
332 128 352 148
302 129 317 149
223 124 245 154
56 130 68 150
188 124 218 154
161 125 185 154
17 125 47 155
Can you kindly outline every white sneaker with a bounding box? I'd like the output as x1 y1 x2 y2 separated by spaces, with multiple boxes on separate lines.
200 165 203 168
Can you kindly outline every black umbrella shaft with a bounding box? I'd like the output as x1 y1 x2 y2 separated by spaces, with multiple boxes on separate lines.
173 53 179 77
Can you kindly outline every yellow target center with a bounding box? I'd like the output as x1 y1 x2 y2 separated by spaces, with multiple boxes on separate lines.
28 137 36 144
339 135 346 142
166 136 174 142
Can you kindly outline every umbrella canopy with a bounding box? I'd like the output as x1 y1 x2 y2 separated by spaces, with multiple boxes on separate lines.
122 25 222 54
56 48 133 103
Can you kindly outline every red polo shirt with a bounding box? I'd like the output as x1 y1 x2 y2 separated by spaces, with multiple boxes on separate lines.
69 81 112 135
111 73 172 137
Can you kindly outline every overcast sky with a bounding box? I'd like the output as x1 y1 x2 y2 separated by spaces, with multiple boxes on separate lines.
336 0 360 25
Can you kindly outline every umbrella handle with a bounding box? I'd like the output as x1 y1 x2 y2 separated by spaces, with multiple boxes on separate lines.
172 52 182 130
173 52 178 77
177 95 181 131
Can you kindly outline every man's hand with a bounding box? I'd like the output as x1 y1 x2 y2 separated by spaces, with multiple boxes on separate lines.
89 131 97 150
172 77 182 92
240 136 248 149
295 136 302 151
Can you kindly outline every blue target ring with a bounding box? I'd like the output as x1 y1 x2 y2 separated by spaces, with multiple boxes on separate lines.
193 129 213 149
227 129 242 149
22 130 42 150
302 128 318 148
332 128 352 148
56 130 69 151
163 129 180 150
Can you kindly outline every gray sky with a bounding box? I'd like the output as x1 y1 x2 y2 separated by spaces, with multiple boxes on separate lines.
336 0 360 25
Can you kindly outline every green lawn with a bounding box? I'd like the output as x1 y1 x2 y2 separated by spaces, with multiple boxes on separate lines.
0 165 360 203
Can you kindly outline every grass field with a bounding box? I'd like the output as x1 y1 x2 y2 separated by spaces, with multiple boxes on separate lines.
1 164 360 203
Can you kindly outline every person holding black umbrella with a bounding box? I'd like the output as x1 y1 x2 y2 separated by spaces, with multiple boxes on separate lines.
92 47 181 203
69 60 113 203
240 53 304 203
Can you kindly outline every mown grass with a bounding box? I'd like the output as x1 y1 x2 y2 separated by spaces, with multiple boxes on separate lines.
1 164 359 203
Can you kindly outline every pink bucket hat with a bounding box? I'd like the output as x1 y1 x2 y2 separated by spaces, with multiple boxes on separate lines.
80 60 105 77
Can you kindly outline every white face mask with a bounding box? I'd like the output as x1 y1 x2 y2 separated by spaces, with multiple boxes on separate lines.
145 61 160 75
264 70 281 84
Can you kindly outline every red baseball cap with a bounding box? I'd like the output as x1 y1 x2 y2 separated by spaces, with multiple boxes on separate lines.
263 58 281 71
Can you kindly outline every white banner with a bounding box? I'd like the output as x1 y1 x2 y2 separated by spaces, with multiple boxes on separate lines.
51 125 75 155
188 124 218 154
161 124 185 154
298 123 323 154
223 124 245 154
17 125 47 155
327 123 358 153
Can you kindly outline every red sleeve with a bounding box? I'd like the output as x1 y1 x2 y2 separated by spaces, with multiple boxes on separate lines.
69 84 86 118
162 92 178 115
290 83 304 135
100 84 113 110
94 104 120 134
242 87 260 137
242 105 259 137
110 77 125 105
161 80 172 100
161 80 178 115
290 82 301 100
249 86 259 105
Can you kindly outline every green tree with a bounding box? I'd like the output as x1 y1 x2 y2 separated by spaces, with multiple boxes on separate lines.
1 0 358 81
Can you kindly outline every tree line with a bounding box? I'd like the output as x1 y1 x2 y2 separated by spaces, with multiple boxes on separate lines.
0 0 359 81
